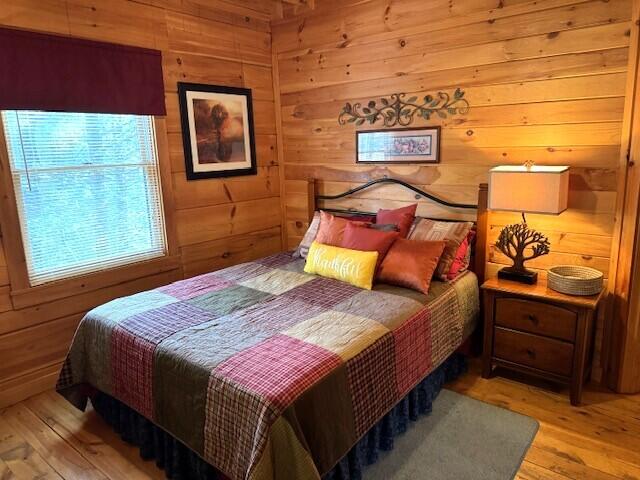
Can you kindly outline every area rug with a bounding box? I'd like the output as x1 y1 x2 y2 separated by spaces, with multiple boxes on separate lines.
365 389 538 480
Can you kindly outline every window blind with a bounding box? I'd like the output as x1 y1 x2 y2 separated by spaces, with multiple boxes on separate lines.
1 111 167 286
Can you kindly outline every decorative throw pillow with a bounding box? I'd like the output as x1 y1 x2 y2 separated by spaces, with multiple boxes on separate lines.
294 211 376 259
304 241 378 290
376 204 417 238
340 223 399 269
344 214 376 223
377 238 445 294
409 219 474 280
370 224 399 232
293 211 321 259
447 229 476 280
315 211 369 246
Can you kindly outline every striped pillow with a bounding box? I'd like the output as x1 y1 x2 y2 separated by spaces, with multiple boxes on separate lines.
293 211 321 259
409 219 474 280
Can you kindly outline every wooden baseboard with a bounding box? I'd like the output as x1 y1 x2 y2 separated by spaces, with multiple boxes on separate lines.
0 362 61 408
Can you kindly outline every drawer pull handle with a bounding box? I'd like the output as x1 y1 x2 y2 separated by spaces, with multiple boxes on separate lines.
527 314 538 325
525 348 536 359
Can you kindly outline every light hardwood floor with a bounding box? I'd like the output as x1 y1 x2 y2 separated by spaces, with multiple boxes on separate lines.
1 360 639 479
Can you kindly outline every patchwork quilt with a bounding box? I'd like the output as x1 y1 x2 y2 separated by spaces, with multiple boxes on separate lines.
57 252 479 480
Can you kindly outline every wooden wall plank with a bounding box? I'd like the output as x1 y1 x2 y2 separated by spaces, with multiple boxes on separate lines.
283 97 626 128
282 74 628 120
133 0 272 31
280 21 631 87
280 48 629 105
0 314 83 383
181 227 282 278
279 22 631 93
272 0 601 52
0 363 61 409
173 166 280 210
175 197 282 245
283 123 624 148
285 145 621 168
166 11 271 66
276 0 630 64
283 164 616 191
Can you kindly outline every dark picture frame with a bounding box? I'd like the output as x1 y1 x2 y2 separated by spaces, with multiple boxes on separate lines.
355 126 441 164
177 82 257 180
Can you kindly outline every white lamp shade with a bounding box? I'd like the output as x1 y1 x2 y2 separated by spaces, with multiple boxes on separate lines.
488 165 569 214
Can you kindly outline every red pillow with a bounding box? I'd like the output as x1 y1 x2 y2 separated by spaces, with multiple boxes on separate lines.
316 211 370 246
447 230 476 280
344 214 376 223
340 223 399 269
376 204 417 238
377 238 445 294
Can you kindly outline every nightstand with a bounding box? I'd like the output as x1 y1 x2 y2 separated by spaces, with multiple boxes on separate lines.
481 277 605 405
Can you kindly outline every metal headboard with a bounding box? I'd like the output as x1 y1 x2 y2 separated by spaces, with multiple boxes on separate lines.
315 177 478 217
308 177 488 285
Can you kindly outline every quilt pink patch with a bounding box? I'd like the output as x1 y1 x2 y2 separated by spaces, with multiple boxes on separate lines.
111 326 155 419
393 307 433 395
213 334 342 410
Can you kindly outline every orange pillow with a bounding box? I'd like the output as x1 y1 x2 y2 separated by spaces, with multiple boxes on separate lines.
340 223 399 269
376 204 417 238
377 238 445 294
315 211 369 246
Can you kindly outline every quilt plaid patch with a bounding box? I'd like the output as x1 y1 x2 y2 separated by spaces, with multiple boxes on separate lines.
282 276 362 308
111 326 156 418
393 307 432 395
214 334 342 410
204 375 279 480
346 334 397 436
57 253 479 480
119 302 217 343
158 273 233 300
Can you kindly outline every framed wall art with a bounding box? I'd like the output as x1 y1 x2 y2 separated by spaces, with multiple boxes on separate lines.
356 126 441 164
178 82 257 180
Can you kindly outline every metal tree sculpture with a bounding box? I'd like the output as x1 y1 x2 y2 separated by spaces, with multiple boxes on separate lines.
495 219 550 275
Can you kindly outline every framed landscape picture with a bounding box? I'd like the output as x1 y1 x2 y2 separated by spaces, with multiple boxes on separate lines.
178 82 257 180
356 126 441 164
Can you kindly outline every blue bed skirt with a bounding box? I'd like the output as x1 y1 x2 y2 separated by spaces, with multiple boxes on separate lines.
92 354 467 480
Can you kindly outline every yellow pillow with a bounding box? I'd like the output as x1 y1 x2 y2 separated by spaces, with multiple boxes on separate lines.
304 241 378 290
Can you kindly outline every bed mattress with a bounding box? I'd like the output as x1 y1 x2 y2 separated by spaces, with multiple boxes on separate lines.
57 252 479 480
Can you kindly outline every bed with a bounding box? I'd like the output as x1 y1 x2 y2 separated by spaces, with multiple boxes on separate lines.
57 179 488 480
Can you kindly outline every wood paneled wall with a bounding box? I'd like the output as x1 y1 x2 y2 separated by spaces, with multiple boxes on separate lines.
0 0 281 407
272 0 632 378
273 0 630 263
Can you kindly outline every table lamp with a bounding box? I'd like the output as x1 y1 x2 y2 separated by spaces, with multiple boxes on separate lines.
488 164 570 284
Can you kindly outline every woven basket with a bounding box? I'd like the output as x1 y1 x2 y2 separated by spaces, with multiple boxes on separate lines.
547 265 603 296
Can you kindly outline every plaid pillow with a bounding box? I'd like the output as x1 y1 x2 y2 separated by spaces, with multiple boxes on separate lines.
408 219 474 280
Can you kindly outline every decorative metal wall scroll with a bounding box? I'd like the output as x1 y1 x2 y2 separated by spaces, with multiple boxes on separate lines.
338 88 470 127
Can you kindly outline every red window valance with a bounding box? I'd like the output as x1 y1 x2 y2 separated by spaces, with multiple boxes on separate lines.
0 27 166 115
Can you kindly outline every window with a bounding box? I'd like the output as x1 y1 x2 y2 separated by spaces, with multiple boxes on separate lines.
1 111 167 286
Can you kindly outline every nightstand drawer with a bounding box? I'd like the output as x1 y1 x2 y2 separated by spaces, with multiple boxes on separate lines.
494 327 573 377
495 298 576 342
